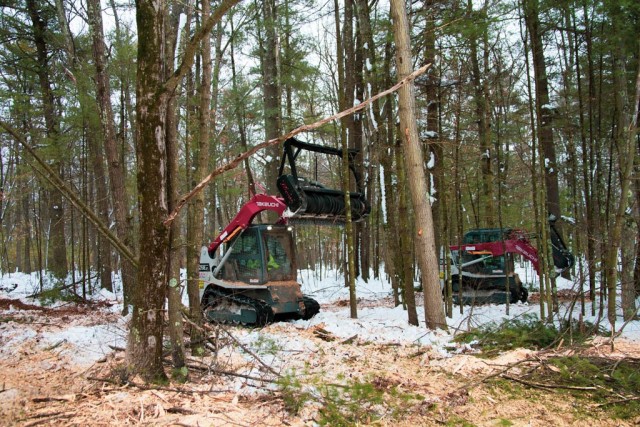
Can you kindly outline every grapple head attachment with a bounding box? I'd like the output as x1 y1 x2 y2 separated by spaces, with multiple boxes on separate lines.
277 138 370 223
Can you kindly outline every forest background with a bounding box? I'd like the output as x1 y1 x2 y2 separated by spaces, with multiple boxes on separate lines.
0 0 639 381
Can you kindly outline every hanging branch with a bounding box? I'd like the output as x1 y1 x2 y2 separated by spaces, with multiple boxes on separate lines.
164 63 432 227
0 120 138 267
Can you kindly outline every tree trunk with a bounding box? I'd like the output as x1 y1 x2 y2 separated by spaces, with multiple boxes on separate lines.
87 0 135 304
165 1 186 371
390 0 446 330
607 8 640 324
467 2 495 228
422 0 445 253
128 0 239 382
396 142 418 325
523 0 567 287
26 0 68 280
261 0 281 196
128 0 171 382
187 0 216 354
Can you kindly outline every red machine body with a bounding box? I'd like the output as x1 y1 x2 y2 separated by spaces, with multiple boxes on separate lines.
450 236 541 274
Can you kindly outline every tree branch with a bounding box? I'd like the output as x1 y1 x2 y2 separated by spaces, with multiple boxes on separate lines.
164 63 432 226
163 0 241 97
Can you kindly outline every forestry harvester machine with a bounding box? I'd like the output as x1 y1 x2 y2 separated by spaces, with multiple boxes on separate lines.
198 137 370 325
448 217 574 305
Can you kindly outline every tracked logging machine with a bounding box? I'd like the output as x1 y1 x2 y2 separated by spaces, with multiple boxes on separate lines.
199 137 370 325
448 218 574 304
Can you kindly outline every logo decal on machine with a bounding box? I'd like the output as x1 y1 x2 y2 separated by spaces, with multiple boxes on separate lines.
256 201 281 208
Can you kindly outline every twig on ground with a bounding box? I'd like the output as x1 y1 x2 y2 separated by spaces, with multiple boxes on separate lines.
22 411 75 427
457 356 537 392
32 395 75 403
501 374 597 391
182 314 280 378
340 334 358 345
596 396 640 407
86 376 227 395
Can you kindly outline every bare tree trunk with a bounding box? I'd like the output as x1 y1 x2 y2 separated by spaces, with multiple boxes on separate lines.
467 1 495 228
333 0 358 317
523 0 570 287
396 143 418 325
422 0 445 252
186 0 211 355
380 39 401 304
27 0 68 280
128 0 171 382
87 0 135 306
165 2 186 371
606 7 639 325
128 0 239 382
390 0 446 330
261 0 281 196
230 19 256 195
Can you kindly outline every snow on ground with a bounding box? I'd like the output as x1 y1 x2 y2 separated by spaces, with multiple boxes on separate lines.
297 264 640 343
1 261 639 372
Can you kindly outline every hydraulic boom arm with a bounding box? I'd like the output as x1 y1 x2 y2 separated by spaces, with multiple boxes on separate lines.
207 194 288 257
450 221 574 276
450 238 541 274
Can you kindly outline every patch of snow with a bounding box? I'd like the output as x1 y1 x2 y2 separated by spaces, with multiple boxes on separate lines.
427 151 435 169
38 323 127 366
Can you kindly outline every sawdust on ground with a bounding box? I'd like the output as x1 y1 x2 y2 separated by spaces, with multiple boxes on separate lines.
1 297 639 426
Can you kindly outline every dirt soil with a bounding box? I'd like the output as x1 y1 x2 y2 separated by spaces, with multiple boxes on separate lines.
1 298 639 427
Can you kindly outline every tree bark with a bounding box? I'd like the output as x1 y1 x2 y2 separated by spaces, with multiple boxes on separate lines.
390 0 446 330
187 0 214 354
467 1 495 228
26 0 68 280
396 142 418 325
523 0 566 279
87 0 136 304
261 0 281 196
129 0 171 382
129 0 239 382
165 1 186 371
607 6 640 324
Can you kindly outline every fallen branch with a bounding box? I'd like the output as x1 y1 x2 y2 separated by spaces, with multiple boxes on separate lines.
32 395 75 403
26 275 98 299
501 374 598 391
313 328 335 342
166 407 196 415
596 396 640 407
340 334 358 345
87 376 228 395
182 313 280 378
458 356 537 392
44 339 66 351
164 63 432 227
22 411 75 427
210 368 278 383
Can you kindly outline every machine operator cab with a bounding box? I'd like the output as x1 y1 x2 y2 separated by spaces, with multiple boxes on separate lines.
199 224 297 296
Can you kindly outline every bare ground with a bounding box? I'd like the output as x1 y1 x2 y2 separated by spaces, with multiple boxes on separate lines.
1 298 639 427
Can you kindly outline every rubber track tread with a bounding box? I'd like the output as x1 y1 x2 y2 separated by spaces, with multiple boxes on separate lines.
202 287 274 326
301 296 320 320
